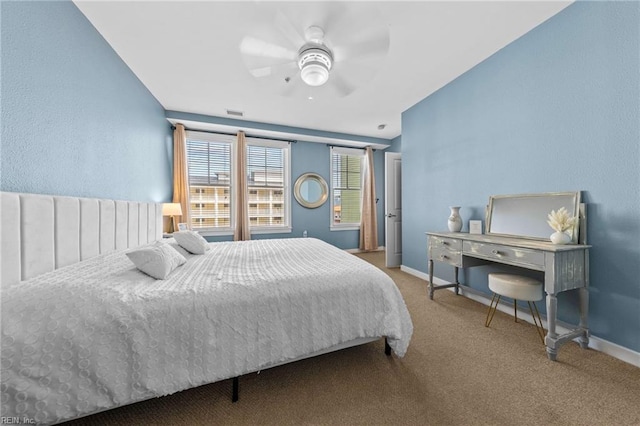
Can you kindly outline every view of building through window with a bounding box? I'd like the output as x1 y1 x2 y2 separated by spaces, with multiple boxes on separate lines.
247 145 285 227
189 186 231 228
187 140 231 229
186 132 289 232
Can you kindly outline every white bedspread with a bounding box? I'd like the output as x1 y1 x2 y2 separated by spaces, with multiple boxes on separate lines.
1 238 413 424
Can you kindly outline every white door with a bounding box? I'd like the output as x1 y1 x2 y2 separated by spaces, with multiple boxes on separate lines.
385 152 402 267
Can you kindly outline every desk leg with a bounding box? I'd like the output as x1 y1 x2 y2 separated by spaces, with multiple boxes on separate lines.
454 267 460 295
578 251 590 349
545 292 558 361
428 259 434 300
578 286 590 349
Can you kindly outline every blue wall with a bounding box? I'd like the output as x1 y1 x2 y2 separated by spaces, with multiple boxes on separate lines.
388 135 401 153
402 2 639 352
166 112 390 249
1 1 172 202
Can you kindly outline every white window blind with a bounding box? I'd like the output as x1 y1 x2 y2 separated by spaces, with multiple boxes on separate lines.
184 131 290 234
186 132 235 231
246 139 289 229
330 147 364 227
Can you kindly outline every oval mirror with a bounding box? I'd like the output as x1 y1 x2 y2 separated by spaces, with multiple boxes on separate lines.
294 173 328 209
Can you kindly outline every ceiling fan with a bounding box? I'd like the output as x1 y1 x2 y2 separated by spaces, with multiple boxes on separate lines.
239 3 390 98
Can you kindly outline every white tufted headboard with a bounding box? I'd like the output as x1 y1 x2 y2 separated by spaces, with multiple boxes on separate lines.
0 192 162 285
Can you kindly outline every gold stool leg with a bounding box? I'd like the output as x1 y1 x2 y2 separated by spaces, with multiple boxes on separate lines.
528 301 546 345
485 293 501 327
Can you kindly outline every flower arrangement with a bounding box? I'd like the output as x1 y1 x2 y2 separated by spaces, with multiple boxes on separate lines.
547 207 577 233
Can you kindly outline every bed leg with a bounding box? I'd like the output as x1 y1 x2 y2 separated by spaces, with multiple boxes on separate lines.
232 377 239 403
385 338 392 356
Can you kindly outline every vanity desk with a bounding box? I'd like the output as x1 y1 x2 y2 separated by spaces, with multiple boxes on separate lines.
427 192 590 361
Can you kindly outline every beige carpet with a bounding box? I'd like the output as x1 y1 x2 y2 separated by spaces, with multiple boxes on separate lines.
64 251 640 425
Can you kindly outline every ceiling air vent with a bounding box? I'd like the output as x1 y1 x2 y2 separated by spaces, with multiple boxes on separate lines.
226 109 244 117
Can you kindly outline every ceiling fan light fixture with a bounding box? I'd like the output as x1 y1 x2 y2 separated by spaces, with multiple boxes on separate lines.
300 63 329 86
298 46 333 87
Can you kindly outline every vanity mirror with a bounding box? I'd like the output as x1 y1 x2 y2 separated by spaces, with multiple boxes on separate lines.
294 173 328 209
486 191 581 243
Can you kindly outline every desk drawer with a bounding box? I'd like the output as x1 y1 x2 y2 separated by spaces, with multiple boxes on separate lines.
463 241 545 270
429 246 462 267
429 236 462 267
429 236 462 251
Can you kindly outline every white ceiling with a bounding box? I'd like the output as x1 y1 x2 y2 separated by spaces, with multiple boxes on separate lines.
74 1 572 141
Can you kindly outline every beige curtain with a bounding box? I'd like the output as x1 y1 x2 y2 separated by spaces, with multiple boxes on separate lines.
172 123 191 231
234 131 251 241
359 146 378 251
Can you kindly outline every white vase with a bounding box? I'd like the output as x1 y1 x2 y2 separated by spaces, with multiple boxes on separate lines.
448 206 463 232
550 231 571 245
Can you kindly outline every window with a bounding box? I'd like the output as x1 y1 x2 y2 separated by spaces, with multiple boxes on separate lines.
246 141 289 230
187 134 233 230
330 147 364 229
185 131 290 235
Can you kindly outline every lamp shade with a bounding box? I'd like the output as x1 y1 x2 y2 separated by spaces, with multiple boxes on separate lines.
162 202 183 216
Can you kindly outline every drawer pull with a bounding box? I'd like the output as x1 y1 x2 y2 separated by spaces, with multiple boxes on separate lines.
439 254 448 260
491 249 501 255
440 241 448 246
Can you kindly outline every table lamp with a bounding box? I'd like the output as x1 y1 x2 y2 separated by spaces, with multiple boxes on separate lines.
162 202 183 233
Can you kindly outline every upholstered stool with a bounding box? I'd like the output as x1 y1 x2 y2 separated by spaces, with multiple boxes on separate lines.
485 273 545 344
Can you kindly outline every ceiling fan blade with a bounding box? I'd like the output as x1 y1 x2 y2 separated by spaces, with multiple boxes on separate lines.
326 73 357 98
275 10 306 47
250 67 272 78
240 36 297 61
249 61 298 79
322 3 390 56
332 31 390 63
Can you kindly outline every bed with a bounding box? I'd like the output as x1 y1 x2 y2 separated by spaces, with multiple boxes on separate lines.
0 192 413 425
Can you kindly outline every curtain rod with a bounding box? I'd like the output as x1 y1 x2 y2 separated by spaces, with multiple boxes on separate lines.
327 144 375 152
174 126 296 143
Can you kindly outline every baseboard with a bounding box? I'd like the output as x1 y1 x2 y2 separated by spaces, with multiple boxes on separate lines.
400 265 430 281
346 246 385 254
399 265 640 368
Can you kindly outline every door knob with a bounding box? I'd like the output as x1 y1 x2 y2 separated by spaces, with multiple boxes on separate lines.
386 213 397 218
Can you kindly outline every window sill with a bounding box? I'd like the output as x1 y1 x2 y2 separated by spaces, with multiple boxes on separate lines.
197 229 234 237
196 227 292 237
251 227 292 235
330 225 360 232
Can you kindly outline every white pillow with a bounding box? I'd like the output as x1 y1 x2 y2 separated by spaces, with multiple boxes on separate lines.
173 230 210 255
126 241 187 279
165 239 192 258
